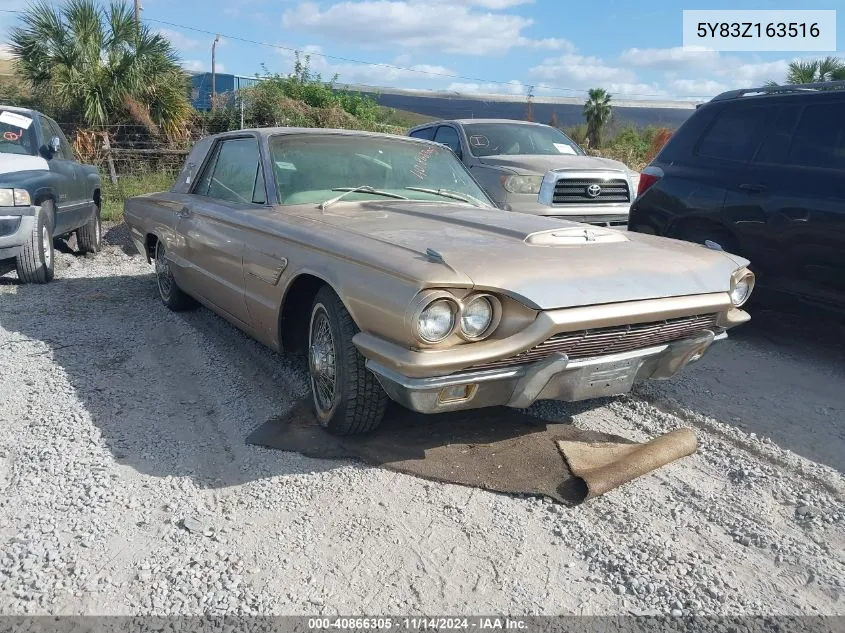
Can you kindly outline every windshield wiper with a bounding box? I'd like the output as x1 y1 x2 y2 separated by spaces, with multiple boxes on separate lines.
404 187 488 208
319 186 408 211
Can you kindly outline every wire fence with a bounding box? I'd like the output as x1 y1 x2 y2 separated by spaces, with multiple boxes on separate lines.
64 118 407 183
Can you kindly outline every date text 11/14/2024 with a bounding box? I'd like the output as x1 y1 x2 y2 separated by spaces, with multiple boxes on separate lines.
307 617 529 630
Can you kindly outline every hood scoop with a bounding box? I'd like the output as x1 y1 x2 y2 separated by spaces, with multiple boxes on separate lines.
524 226 629 246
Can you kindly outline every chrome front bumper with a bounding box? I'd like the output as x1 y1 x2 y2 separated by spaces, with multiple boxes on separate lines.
367 330 724 414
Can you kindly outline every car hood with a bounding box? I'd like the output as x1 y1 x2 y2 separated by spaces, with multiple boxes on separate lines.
301 201 747 310
477 154 634 175
0 153 49 175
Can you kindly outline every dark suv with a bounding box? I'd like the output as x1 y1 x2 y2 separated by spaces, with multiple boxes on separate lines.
628 82 845 310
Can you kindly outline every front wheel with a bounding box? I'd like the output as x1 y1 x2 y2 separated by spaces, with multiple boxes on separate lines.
308 286 388 435
15 202 55 284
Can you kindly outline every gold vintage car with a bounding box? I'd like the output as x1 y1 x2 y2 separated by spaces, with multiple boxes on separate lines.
124 129 754 435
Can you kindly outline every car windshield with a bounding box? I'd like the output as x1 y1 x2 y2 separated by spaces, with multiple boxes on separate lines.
268 134 496 208
0 110 38 156
463 122 585 158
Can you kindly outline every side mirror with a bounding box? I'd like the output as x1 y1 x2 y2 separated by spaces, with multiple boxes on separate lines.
48 136 61 156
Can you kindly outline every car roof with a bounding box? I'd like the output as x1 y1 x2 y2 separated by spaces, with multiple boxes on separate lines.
209 126 450 149
709 81 845 103
409 119 552 130
0 104 39 116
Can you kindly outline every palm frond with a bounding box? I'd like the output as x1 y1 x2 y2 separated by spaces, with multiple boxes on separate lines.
8 0 191 130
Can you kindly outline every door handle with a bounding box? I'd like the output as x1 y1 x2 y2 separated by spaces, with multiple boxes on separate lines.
176 206 192 218
739 183 767 193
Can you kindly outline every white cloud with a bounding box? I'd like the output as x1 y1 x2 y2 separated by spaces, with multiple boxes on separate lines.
276 43 455 85
282 1 574 56
619 46 721 71
667 78 729 97
181 60 225 73
529 54 637 84
447 80 525 94
452 0 534 7
0 43 14 60
156 28 201 51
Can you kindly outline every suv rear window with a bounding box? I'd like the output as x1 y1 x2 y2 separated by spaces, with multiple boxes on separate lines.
696 107 772 162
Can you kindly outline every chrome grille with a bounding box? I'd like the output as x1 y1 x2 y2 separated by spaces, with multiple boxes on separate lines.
471 313 719 371
553 178 630 204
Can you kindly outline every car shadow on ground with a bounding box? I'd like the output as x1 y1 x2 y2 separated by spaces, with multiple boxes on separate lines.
0 269 608 490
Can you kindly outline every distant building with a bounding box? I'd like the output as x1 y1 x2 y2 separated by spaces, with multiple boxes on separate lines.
189 72 265 111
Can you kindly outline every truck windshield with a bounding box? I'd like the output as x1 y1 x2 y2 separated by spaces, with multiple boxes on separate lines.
463 122 585 158
269 134 496 207
0 110 38 156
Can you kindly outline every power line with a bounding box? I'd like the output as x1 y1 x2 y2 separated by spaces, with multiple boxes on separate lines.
145 16 690 100
0 7 711 100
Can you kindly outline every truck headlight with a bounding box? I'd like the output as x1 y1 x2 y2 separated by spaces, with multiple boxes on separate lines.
416 299 457 343
0 189 31 207
502 175 542 194
730 269 755 307
628 173 640 198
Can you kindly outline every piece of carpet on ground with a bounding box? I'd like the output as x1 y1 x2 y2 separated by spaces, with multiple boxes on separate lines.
247 400 697 504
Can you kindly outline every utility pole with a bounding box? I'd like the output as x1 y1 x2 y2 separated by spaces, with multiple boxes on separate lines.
211 34 220 110
133 0 140 37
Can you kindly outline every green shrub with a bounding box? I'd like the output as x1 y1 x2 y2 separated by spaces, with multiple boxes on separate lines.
100 172 176 222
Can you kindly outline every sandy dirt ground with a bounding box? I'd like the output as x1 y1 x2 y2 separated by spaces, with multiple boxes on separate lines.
0 228 842 616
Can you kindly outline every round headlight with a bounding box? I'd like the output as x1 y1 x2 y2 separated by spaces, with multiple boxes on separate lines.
730 277 752 306
416 299 456 342
461 296 493 338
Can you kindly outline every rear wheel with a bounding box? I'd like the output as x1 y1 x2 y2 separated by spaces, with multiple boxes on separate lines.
15 202 55 284
154 240 196 311
308 286 388 435
76 203 102 254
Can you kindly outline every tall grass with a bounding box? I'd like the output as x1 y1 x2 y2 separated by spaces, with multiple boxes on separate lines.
100 172 176 222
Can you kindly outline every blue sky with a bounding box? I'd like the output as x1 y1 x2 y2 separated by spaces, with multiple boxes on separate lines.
1 0 843 101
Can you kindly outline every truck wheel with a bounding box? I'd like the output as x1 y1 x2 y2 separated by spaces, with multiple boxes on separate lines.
15 202 55 284
77 203 102 254
308 286 388 435
154 240 196 311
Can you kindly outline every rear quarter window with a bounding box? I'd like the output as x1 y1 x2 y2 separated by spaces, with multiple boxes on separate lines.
695 106 774 162
409 127 435 141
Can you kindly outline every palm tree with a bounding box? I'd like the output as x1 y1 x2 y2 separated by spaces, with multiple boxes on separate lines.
583 88 612 148
9 0 191 139
767 56 845 86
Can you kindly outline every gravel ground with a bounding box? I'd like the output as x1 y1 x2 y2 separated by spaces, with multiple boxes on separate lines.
0 226 843 617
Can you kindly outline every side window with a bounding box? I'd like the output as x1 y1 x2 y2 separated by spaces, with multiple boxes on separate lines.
696 107 773 162
753 105 801 165
409 127 435 141
433 125 461 155
47 119 74 160
37 116 53 155
786 103 845 170
194 137 266 205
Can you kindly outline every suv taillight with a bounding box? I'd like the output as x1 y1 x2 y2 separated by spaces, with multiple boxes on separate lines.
636 166 664 196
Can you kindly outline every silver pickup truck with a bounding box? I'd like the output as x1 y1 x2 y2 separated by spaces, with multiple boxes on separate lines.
409 119 639 228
